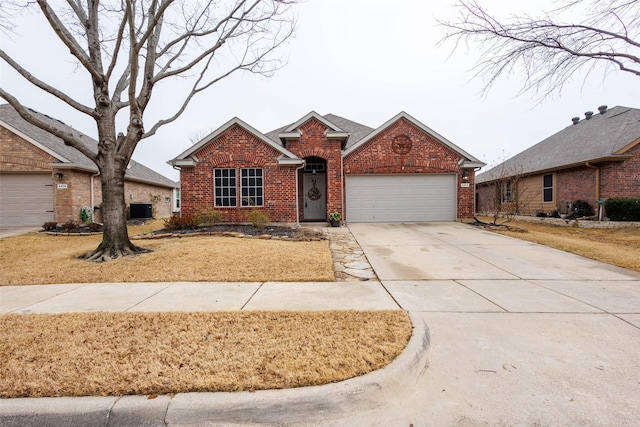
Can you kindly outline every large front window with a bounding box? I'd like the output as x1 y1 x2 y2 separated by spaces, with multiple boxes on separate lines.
214 168 237 207
241 168 263 206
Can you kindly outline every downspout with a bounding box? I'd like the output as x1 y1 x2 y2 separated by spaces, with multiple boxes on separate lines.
341 154 345 223
294 161 306 227
585 162 601 220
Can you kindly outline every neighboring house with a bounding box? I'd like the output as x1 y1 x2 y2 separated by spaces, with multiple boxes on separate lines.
0 104 178 227
169 111 485 223
476 105 640 217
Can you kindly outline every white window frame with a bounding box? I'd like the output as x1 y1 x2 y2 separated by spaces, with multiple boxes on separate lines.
214 168 237 207
241 168 264 207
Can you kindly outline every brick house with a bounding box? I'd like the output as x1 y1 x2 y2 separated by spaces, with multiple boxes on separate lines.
476 105 640 217
0 104 178 227
169 111 485 223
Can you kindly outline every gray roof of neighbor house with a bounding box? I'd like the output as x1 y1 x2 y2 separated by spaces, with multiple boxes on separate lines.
477 106 640 184
0 104 177 189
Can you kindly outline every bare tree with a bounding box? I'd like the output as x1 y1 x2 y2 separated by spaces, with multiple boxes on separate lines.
0 0 295 261
476 152 536 224
439 0 640 97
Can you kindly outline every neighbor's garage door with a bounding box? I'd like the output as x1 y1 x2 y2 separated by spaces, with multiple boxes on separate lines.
346 174 456 222
0 173 53 227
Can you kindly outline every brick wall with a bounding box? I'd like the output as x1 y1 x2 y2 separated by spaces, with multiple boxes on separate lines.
52 169 173 223
285 119 343 219
0 127 56 172
344 118 476 219
180 125 299 223
601 143 640 199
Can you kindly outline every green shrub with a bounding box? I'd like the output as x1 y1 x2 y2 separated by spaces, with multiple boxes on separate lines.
604 197 640 221
568 200 594 219
163 214 199 230
247 208 270 229
194 208 223 226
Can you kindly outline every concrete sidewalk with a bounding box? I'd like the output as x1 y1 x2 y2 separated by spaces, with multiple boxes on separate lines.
2 222 640 426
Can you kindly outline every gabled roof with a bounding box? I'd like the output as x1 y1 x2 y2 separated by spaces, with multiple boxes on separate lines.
477 106 640 183
283 111 344 132
169 116 301 166
343 111 485 168
0 104 177 188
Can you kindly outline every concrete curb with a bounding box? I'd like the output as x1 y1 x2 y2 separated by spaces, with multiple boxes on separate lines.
0 313 429 427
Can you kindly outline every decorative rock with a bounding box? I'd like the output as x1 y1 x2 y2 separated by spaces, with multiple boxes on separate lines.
344 268 376 279
344 261 371 270
259 234 272 239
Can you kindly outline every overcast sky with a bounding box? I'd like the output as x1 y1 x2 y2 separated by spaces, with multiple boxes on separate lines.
2 0 639 182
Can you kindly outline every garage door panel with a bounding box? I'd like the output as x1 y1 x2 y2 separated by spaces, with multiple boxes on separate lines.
346 174 456 222
0 174 54 227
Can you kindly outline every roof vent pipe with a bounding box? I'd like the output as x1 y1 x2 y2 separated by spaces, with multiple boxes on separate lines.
571 117 580 125
598 105 608 114
585 111 594 120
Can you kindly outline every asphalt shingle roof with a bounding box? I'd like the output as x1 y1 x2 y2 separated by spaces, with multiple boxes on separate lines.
477 106 640 183
263 113 374 148
0 104 177 188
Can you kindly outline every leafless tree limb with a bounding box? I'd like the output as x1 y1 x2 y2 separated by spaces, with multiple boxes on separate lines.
438 0 640 98
0 0 296 260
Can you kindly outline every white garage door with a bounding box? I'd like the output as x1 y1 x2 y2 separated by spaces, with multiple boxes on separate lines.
0 173 54 227
346 174 456 222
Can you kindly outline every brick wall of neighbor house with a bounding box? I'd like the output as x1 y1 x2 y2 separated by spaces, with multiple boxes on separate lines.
344 118 475 219
601 143 640 199
124 181 173 219
180 125 298 222
284 119 344 218
556 167 598 213
53 169 173 224
0 128 57 172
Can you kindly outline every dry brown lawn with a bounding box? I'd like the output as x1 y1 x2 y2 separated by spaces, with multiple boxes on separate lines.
0 310 411 398
480 218 640 272
0 221 334 285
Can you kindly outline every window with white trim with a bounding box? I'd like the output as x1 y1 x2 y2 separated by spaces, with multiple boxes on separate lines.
543 174 553 203
214 168 237 207
241 168 263 206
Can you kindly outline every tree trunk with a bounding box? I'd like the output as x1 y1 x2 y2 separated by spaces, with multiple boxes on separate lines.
80 157 150 261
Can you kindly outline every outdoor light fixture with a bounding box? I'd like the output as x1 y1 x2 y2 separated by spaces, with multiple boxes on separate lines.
54 172 64 180
462 170 470 181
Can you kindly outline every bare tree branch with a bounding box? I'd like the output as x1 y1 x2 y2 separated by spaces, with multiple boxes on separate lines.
0 49 96 117
438 0 640 98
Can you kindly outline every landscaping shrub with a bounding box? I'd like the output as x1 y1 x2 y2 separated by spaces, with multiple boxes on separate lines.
568 200 594 219
247 208 270 229
194 208 223 226
535 211 547 217
604 197 640 221
88 222 103 232
42 222 58 231
60 220 79 233
549 210 561 218
163 214 199 231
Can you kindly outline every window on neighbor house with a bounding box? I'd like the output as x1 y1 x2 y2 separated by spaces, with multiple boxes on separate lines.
501 180 513 203
241 168 263 206
214 168 237 207
543 174 553 202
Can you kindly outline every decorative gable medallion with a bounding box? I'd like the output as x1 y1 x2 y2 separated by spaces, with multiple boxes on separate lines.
392 134 412 154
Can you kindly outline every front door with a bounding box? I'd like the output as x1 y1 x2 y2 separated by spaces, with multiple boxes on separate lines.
303 173 326 220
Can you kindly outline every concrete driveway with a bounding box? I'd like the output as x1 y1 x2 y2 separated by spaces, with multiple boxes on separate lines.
344 222 640 425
